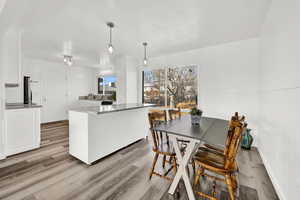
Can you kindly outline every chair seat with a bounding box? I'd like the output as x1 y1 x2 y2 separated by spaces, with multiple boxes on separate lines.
198 146 225 157
194 150 237 174
194 150 225 168
203 143 224 153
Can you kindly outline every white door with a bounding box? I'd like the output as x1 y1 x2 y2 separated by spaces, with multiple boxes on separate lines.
0 81 4 159
0 33 6 159
41 64 67 123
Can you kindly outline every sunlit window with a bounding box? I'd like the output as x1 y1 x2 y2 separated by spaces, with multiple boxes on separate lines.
143 66 198 109
98 76 117 101
143 69 165 106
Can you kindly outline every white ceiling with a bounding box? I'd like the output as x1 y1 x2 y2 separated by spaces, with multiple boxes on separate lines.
0 0 271 66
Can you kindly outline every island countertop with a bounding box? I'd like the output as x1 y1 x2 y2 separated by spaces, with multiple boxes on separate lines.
69 103 155 115
6 103 42 110
69 103 152 164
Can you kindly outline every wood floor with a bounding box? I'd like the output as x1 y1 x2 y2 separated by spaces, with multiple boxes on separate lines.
0 121 278 200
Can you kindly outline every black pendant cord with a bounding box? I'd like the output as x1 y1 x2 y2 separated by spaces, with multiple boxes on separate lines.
143 42 148 62
109 27 112 45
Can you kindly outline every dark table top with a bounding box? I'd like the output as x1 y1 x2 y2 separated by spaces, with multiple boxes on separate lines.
153 115 229 146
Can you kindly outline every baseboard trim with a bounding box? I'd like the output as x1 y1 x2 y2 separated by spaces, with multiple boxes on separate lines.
5 144 40 157
257 147 286 200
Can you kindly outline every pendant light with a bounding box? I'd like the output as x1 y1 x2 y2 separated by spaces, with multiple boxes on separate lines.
63 41 73 66
63 55 73 66
107 22 114 54
143 42 148 65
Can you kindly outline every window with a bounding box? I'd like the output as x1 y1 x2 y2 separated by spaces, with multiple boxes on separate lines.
143 69 165 106
98 76 117 101
143 66 198 109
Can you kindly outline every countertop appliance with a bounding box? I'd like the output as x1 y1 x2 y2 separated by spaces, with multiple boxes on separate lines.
24 76 38 105
24 76 32 104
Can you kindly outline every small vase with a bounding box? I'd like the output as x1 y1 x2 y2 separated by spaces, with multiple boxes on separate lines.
191 115 201 125
241 128 253 150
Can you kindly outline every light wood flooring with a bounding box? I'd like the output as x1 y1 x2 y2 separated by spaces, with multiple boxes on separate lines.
0 121 279 200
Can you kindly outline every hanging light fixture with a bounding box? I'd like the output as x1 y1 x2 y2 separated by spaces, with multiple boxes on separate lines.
63 55 73 66
107 22 114 54
143 42 148 65
63 41 73 66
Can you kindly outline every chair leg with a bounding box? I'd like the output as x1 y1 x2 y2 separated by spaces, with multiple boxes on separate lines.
162 155 166 168
192 158 196 174
187 165 190 178
231 174 238 191
169 155 173 164
172 156 177 174
225 174 235 200
149 153 159 180
193 166 203 187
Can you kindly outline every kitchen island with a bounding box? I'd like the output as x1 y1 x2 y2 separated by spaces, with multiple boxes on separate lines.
68 103 154 164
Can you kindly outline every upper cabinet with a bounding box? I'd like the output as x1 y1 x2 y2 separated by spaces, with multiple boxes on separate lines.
2 29 22 85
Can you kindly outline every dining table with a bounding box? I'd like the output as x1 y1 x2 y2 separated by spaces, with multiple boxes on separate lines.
152 115 229 200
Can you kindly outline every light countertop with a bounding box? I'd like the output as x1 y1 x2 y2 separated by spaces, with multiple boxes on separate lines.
6 103 42 110
69 103 156 115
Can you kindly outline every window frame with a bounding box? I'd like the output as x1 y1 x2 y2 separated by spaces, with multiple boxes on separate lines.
142 65 198 108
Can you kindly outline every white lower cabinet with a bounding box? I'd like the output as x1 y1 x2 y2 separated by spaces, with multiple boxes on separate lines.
4 108 41 156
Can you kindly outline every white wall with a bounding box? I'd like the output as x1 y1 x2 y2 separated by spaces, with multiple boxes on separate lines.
114 55 139 104
114 56 127 104
20 58 95 123
67 66 95 107
0 0 7 160
258 1 300 199
0 0 6 12
148 38 260 139
2 28 22 103
5 53 139 122
126 56 138 104
0 33 5 159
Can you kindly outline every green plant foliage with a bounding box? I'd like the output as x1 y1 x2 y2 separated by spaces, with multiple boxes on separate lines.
190 107 203 116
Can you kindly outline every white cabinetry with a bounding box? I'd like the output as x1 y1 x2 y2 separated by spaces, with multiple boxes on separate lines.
4 108 41 156
2 29 22 84
69 107 149 164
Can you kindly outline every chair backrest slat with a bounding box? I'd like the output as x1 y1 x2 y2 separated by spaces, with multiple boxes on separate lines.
148 111 167 151
224 121 246 170
223 112 245 156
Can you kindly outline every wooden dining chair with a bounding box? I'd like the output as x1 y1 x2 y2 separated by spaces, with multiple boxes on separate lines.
195 113 246 188
168 108 181 120
194 112 245 177
193 120 247 200
200 112 245 157
148 111 177 181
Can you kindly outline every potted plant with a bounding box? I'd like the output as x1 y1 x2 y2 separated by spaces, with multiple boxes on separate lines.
190 107 203 125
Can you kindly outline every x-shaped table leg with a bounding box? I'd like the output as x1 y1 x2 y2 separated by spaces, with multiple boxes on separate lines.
168 135 199 200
